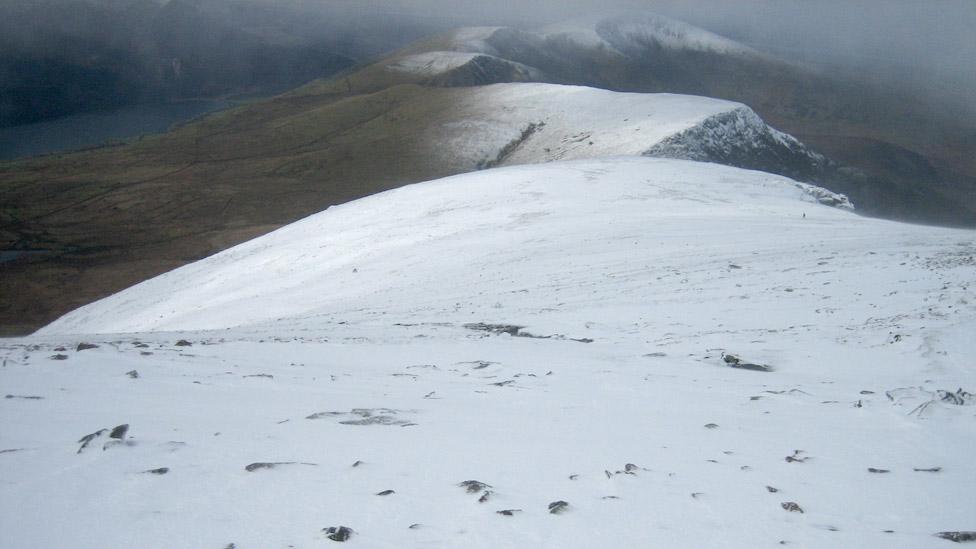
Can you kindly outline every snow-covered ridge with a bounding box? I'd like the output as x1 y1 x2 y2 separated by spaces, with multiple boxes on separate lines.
594 13 758 56
388 51 482 75
448 13 755 58
40 157 857 335
424 84 841 194
8 156 976 548
388 51 543 82
643 106 844 204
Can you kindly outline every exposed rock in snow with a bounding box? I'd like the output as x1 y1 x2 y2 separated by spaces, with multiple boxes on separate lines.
4 156 974 548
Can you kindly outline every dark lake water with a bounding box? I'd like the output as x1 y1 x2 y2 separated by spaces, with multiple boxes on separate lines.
0 99 233 161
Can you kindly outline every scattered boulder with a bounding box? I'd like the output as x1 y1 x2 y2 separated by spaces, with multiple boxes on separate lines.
781 502 804 513
938 388 974 406
375 490 395 496
110 424 129 440
867 468 890 474
143 467 169 475
458 480 492 494
914 467 942 473
497 509 522 516
548 501 570 514
722 353 772 372
323 526 353 542
704 423 719 429
5 394 43 400
50 354 69 361
76 343 99 352
766 486 779 493
935 531 976 543
785 450 809 463
175 340 193 347
77 429 108 453
245 462 293 472
126 370 139 379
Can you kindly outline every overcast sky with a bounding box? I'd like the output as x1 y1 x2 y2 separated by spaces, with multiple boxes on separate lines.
325 0 975 108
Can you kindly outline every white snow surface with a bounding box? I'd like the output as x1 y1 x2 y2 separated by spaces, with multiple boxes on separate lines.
387 51 482 76
387 52 544 81
596 12 757 56
427 84 757 168
4 157 976 548
451 26 504 54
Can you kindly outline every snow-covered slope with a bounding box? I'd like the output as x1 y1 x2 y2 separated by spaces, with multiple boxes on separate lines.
4 158 975 548
541 12 758 56
388 51 545 84
424 83 827 181
39 158 853 335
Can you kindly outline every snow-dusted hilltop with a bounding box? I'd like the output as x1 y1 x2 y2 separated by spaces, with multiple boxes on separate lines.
542 12 759 56
424 84 828 180
39 158 851 335
4 158 975 547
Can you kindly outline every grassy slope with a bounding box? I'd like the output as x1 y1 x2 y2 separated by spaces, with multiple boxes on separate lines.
0 82 465 334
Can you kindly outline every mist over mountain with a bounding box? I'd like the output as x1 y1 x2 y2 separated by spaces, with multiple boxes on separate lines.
4 0 973 127
0 0 442 126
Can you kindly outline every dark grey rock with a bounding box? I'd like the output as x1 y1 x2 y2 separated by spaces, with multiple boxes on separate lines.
76 343 99 351
175 340 193 347
781 502 804 513
245 462 294 472
935 532 976 543
144 467 169 475
548 500 570 514
126 370 139 379
938 389 974 406
914 467 942 473
50 354 69 360
785 450 809 463
723 353 773 372
376 490 395 496
497 509 522 516
109 424 129 440
77 429 108 453
868 467 890 474
458 480 492 493
323 526 353 542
